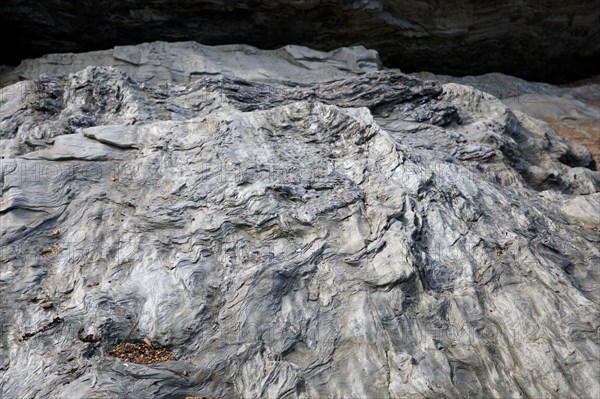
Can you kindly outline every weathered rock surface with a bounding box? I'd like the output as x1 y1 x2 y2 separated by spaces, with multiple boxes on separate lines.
1 43 599 398
414 72 600 168
0 41 381 87
0 0 599 82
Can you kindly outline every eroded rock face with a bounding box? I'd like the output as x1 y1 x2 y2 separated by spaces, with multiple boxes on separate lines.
1 44 599 398
414 72 600 168
0 0 599 82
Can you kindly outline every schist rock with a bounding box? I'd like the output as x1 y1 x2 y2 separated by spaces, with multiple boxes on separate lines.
0 43 599 398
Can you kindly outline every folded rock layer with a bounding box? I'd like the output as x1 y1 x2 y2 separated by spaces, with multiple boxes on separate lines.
0 43 599 398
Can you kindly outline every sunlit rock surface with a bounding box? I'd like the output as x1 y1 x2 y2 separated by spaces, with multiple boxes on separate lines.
1 43 599 399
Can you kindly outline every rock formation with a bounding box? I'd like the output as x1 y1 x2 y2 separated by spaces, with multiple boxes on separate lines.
1 43 599 398
1 0 599 82
413 72 600 168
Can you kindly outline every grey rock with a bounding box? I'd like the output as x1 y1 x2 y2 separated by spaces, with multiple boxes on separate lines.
413 71 600 168
0 42 381 88
0 43 599 399
561 193 600 228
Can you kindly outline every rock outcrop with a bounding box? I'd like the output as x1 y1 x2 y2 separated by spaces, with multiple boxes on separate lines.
1 43 599 398
413 72 600 168
0 0 599 82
